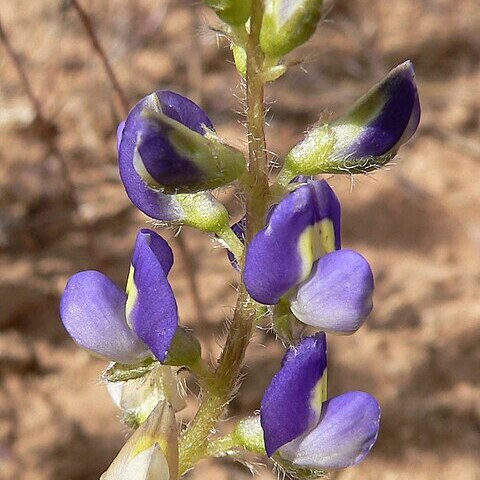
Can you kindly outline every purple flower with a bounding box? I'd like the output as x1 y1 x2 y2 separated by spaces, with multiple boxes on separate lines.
244 180 340 304
244 179 373 335
60 229 178 364
290 249 374 335
118 91 245 222
283 61 420 177
333 61 420 163
261 333 381 470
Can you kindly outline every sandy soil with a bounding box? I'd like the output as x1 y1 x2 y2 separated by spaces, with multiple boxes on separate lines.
0 0 479 479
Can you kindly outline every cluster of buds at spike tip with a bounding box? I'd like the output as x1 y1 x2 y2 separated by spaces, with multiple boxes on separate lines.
118 91 246 233
244 179 374 338
278 62 420 183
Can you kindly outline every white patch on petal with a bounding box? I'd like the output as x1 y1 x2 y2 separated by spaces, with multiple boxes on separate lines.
278 0 302 25
101 444 170 480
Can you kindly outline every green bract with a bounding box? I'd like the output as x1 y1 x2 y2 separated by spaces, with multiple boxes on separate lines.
176 192 230 233
260 0 323 58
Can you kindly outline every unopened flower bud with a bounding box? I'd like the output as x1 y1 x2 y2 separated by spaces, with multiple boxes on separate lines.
281 61 420 180
101 400 178 480
260 0 323 58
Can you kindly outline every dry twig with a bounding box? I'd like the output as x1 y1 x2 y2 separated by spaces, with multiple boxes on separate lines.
0 16 77 206
68 0 130 116
0 15 100 261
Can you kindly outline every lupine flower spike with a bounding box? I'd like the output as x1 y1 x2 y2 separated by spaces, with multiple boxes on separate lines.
60 0 418 475
261 333 381 472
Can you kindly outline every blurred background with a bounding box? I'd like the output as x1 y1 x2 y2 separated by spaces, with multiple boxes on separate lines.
1 0 479 479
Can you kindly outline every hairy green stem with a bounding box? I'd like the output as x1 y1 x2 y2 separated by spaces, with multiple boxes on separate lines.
244 0 270 240
187 358 216 392
178 288 259 474
178 1 270 475
217 225 245 260
206 433 243 457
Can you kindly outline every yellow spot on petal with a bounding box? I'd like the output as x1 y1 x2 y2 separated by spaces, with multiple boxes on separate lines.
310 370 328 418
298 225 316 280
319 218 335 254
298 219 336 282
